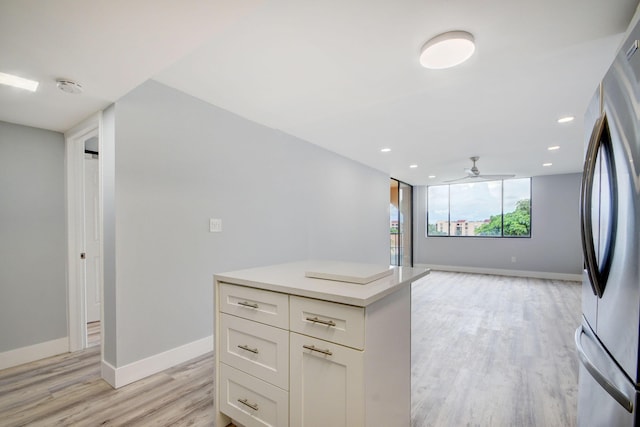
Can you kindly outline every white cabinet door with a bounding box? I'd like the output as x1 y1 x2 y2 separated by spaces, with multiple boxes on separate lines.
290 333 364 427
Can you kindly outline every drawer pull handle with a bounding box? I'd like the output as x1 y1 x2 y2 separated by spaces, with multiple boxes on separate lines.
237 344 259 354
306 316 336 327
237 301 259 309
303 344 333 356
237 398 259 411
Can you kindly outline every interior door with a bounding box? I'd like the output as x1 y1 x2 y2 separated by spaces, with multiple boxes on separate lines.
84 152 101 323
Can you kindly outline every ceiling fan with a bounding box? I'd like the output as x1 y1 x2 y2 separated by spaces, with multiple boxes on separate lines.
445 156 515 183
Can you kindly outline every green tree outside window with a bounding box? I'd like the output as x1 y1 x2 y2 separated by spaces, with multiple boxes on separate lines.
475 199 530 237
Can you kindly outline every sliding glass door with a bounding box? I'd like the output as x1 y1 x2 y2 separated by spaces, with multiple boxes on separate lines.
390 178 413 267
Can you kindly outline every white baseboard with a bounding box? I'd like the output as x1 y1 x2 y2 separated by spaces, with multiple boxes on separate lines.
101 359 117 387
101 335 213 389
416 263 582 282
0 337 69 370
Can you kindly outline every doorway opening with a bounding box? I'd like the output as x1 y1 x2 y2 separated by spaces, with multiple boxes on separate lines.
84 136 101 347
390 178 413 267
66 116 103 352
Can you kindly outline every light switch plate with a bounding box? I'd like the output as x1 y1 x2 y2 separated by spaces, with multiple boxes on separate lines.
210 218 222 232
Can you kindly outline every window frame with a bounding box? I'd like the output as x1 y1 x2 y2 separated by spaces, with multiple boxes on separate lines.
426 178 532 238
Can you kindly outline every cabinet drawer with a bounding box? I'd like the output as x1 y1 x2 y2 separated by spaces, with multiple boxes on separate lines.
219 363 289 427
290 296 364 350
219 283 289 329
220 313 289 390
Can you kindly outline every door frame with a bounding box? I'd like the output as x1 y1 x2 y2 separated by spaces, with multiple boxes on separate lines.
65 113 103 352
390 178 413 267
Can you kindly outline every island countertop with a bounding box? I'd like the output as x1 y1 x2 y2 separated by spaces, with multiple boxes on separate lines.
214 260 430 307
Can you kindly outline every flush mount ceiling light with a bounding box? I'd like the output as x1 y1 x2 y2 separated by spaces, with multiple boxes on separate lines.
0 72 39 92
56 79 83 94
548 145 560 151
380 148 391 153
420 31 475 69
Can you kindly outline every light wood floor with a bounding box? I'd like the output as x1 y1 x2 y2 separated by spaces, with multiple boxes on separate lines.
87 321 100 348
411 271 581 427
0 347 213 426
0 271 581 426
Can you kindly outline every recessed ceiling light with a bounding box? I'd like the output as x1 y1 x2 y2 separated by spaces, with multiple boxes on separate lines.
380 148 391 153
420 31 475 69
0 72 39 92
548 146 560 151
557 116 574 124
428 175 436 179
543 163 553 167
409 164 418 168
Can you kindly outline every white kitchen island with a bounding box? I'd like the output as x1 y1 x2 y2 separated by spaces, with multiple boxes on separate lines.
213 260 430 427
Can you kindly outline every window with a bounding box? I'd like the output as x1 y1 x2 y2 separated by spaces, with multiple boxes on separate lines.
426 178 531 238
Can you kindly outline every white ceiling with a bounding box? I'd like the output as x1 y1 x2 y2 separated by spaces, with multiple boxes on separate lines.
2 0 638 185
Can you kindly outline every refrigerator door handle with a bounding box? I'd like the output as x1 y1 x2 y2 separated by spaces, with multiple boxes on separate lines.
575 325 634 413
580 112 607 297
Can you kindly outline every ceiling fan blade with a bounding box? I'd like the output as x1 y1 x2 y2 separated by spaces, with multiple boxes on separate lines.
443 173 515 183
444 175 476 183
477 174 516 180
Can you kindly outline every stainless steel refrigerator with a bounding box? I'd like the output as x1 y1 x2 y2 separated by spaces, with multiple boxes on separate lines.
576 15 640 427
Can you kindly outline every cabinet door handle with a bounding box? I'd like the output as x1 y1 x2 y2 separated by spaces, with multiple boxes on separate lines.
305 316 336 327
303 344 333 356
237 398 259 411
237 344 259 354
237 301 259 309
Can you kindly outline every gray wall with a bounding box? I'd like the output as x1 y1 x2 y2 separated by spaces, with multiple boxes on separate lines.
101 105 118 364
105 80 389 366
0 121 67 352
414 173 582 275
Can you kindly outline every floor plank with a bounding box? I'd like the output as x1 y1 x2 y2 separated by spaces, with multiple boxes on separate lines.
0 271 581 426
87 321 100 348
